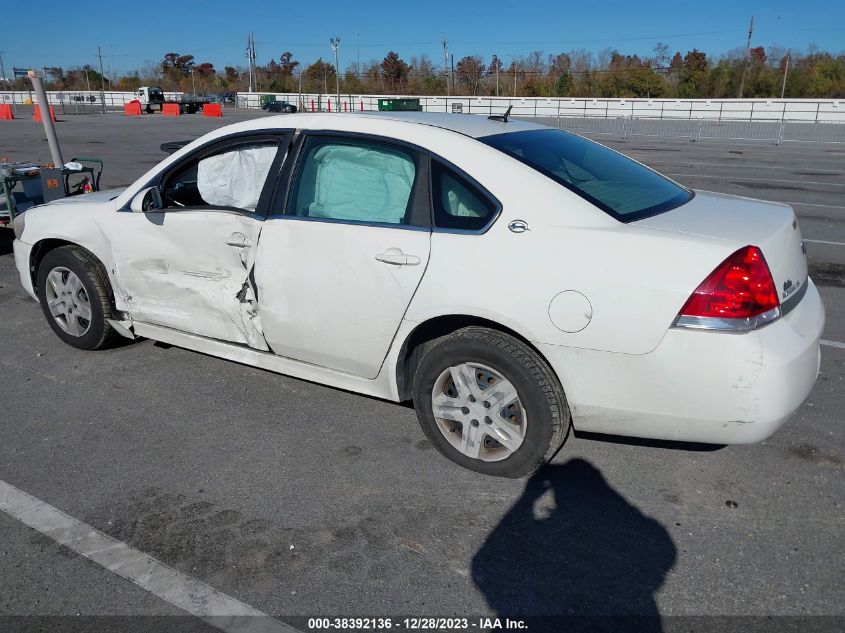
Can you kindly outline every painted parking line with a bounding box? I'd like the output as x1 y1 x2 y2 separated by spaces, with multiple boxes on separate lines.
804 239 845 247
649 161 844 176
787 201 845 210
821 339 845 350
666 173 845 188
0 479 299 633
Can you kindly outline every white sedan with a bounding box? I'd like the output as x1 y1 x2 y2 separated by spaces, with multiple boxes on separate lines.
12 112 825 477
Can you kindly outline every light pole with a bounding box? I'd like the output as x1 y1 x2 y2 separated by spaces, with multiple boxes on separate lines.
780 51 790 99
330 37 341 111
737 15 754 99
442 33 449 97
298 69 303 111
190 67 196 96
97 46 107 113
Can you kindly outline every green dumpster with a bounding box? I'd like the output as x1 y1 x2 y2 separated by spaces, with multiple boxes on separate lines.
377 98 421 112
260 94 276 107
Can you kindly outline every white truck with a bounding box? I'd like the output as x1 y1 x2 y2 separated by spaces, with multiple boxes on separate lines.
134 86 211 114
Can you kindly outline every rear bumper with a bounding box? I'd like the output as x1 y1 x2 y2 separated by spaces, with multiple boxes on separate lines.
13 239 37 300
539 279 825 444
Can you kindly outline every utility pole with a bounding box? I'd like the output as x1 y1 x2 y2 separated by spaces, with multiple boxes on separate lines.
330 37 341 111
737 16 754 99
441 33 449 96
780 51 790 99
494 55 499 97
0 51 6 89
356 33 360 77
96 46 107 113
190 67 196 96
246 34 255 93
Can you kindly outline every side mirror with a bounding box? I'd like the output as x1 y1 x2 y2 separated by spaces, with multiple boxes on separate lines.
130 186 162 213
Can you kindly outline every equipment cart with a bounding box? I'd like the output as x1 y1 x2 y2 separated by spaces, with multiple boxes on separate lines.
0 158 103 228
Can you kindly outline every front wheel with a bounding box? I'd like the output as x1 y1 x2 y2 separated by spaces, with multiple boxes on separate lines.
37 246 116 350
413 327 570 478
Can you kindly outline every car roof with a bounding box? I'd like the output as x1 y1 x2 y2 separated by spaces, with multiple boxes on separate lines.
244 111 548 139
354 111 547 138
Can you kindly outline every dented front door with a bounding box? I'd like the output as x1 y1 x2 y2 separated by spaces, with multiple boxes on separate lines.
105 210 267 348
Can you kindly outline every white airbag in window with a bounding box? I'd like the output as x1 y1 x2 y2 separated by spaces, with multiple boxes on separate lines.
443 174 485 218
197 145 276 211
308 145 414 223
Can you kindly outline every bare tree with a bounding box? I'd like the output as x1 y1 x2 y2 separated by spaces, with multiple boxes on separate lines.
456 56 484 95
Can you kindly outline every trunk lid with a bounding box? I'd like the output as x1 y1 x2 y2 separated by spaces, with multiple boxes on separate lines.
636 190 808 311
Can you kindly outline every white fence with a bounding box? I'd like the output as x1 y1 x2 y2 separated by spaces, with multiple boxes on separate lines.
0 90 183 112
2 90 843 123
240 92 845 123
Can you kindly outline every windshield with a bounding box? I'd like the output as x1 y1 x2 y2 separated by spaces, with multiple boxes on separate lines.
480 128 692 222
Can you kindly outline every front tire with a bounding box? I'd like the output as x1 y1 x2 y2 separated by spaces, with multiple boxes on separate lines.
412 327 570 478
37 246 116 350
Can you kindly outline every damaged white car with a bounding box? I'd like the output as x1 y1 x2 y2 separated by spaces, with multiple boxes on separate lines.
12 112 825 477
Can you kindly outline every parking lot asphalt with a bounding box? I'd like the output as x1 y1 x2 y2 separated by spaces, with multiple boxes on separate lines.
0 111 843 631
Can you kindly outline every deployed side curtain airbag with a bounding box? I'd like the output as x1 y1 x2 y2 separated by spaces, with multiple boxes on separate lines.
442 173 485 218
197 145 277 211
306 144 415 223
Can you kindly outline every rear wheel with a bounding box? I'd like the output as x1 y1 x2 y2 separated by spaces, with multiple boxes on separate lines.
37 246 116 350
412 327 570 478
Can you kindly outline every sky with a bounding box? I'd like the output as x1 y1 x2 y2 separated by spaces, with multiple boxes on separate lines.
2 0 843 78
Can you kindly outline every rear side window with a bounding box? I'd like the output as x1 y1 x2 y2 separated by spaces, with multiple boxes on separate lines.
480 129 692 222
431 160 497 231
290 137 417 225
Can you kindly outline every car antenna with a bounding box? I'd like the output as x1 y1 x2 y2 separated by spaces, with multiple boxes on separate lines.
488 105 513 123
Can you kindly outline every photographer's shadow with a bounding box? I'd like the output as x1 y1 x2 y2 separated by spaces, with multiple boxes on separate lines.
472 459 676 631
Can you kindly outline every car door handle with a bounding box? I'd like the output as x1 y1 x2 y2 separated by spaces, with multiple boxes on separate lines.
226 232 251 248
375 248 421 266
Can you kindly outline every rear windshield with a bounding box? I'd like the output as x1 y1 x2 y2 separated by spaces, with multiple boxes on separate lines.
480 128 692 222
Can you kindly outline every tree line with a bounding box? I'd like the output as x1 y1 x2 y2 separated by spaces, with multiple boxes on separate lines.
7 43 845 99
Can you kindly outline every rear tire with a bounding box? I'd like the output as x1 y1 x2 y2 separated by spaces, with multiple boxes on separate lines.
412 327 570 478
36 246 116 351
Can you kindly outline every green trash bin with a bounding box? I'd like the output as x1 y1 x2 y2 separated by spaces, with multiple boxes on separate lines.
378 98 421 112
260 94 276 108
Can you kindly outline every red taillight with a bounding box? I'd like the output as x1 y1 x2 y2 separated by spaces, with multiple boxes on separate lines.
679 246 780 320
